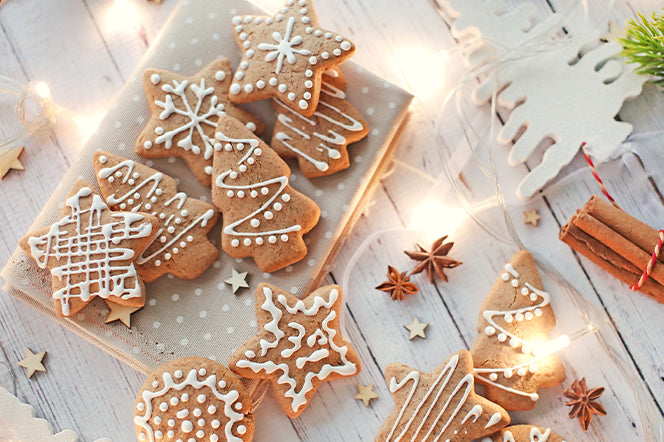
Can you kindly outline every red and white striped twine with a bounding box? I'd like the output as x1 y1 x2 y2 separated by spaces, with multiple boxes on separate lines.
580 142 663 292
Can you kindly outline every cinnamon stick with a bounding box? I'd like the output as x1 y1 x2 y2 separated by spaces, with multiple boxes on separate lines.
560 195 664 303
585 195 664 264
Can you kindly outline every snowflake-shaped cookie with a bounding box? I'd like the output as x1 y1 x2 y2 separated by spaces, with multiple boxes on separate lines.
19 180 157 317
229 283 360 417
136 58 264 187
228 0 356 116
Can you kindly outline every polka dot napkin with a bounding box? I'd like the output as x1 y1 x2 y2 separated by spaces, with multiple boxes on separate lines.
1 0 412 373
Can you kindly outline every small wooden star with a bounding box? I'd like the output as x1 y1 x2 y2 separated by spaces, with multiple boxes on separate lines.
225 268 249 293
18 348 46 378
0 146 25 178
105 301 142 328
354 383 379 407
404 316 428 340
523 209 542 226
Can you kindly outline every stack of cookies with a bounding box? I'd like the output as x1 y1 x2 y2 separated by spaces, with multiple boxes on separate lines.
19 0 369 320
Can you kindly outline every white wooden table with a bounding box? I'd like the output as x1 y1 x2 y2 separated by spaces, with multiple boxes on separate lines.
1 0 663 440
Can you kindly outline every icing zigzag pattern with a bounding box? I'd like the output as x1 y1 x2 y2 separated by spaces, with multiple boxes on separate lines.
94 151 219 283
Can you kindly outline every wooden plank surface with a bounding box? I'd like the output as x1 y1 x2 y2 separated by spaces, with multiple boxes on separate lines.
0 0 663 440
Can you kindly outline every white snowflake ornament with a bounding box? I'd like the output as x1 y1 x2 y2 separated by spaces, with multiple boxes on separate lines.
442 0 646 198
0 385 78 441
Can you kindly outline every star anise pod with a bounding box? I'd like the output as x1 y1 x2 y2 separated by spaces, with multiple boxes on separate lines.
563 377 606 431
405 235 462 283
375 265 419 301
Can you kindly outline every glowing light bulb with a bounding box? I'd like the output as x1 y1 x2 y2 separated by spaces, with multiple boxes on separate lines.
408 201 468 243
391 45 450 98
34 82 51 99
74 111 106 142
532 335 570 358
106 0 141 32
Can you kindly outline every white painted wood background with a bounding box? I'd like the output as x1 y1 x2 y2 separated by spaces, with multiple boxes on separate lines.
0 0 663 440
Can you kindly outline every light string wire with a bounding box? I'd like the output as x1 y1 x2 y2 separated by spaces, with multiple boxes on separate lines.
341 0 660 440
0 75 57 158
0 360 17 397
431 3 660 440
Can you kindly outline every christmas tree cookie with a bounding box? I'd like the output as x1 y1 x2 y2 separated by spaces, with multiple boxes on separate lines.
376 350 510 441
93 151 219 283
211 114 320 273
228 0 356 116
136 58 264 187
19 180 157 317
271 80 369 178
471 250 566 411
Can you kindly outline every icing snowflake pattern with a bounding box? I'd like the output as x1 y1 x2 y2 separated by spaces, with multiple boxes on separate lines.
229 0 356 114
27 186 153 316
257 16 311 74
152 78 224 161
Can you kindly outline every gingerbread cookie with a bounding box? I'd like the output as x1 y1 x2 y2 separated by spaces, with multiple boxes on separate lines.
93 151 219 283
322 67 347 90
136 58 264 186
211 114 320 272
228 0 356 116
271 80 369 177
471 251 565 411
229 283 360 418
376 350 510 441
134 357 254 442
482 425 567 442
19 180 157 317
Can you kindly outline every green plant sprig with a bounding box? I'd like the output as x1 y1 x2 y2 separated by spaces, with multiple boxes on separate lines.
620 11 664 86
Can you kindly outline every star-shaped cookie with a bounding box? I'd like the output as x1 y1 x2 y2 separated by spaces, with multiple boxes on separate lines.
93 151 219 283
136 58 264 186
228 0 356 116
19 180 158 317
271 80 369 177
229 283 361 417
376 350 510 442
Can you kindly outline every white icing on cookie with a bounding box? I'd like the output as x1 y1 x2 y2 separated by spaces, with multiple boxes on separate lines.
27 186 152 316
474 261 551 401
214 130 301 247
134 369 245 442
385 353 494 441
235 286 357 413
273 82 364 172
97 159 215 268
231 0 354 111
151 78 225 162
257 16 311 74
